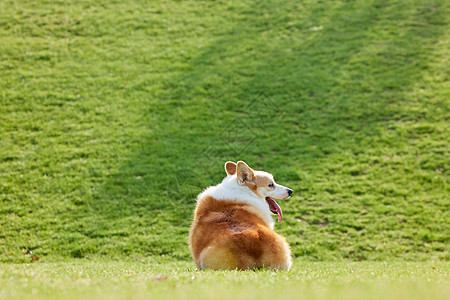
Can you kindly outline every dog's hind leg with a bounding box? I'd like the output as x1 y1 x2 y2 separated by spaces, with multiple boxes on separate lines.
198 245 237 270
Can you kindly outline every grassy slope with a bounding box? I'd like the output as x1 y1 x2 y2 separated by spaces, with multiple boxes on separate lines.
0 260 449 300
0 0 449 263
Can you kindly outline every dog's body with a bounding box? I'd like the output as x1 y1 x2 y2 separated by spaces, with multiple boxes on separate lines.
189 161 293 271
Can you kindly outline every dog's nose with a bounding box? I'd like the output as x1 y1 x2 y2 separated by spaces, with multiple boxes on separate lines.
287 189 293 196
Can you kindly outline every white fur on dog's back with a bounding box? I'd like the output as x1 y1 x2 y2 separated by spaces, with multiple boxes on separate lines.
197 174 275 229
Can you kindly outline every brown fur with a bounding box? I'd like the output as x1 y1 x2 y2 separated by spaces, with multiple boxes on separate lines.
243 175 273 198
188 195 291 270
225 161 237 175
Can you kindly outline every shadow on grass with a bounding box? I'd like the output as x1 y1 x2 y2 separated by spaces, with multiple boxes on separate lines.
78 0 447 260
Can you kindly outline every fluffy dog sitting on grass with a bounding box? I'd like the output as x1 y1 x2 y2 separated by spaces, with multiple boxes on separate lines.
189 161 293 270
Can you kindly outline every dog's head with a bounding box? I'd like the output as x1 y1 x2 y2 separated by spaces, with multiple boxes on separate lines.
224 161 293 222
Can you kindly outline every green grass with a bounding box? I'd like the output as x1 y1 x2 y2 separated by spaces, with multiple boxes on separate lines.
0 0 449 265
1 1 449 298
1 260 449 300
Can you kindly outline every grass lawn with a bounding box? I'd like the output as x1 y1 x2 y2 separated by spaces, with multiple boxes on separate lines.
1 260 449 300
0 0 449 298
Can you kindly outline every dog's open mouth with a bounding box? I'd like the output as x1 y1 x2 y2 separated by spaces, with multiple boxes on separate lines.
265 197 283 222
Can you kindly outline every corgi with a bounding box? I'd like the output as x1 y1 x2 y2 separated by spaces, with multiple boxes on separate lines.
188 161 293 271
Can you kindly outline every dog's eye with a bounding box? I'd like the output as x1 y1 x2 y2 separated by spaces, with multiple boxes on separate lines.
268 183 274 188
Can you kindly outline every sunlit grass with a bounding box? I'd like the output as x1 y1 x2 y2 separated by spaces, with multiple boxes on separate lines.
1 260 448 300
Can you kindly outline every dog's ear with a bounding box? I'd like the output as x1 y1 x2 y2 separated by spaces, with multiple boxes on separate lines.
224 161 237 175
236 161 255 185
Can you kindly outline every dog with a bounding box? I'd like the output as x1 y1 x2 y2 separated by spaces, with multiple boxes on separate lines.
188 161 293 271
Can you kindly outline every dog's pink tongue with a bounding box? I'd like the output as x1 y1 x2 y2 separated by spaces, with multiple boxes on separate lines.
266 197 283 222
275 201 283 222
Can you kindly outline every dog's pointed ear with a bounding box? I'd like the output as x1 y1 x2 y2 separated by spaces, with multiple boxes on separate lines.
236 161 255 185
224 161 237 175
